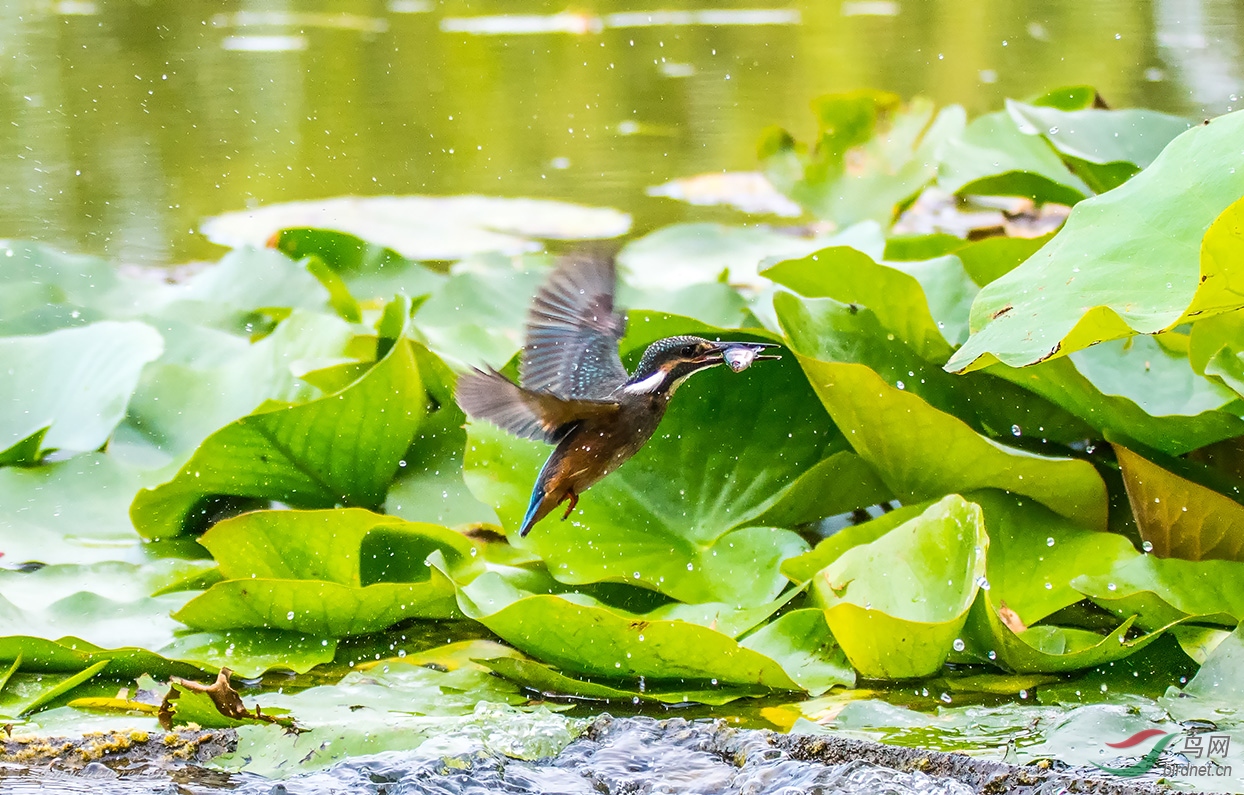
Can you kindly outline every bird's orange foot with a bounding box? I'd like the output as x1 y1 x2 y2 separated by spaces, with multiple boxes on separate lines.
561 491 578 520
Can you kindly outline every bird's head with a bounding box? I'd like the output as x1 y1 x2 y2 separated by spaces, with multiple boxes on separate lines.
623 335 780 396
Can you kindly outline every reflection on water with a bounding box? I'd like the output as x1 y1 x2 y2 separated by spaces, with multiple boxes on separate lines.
0 0 1240 265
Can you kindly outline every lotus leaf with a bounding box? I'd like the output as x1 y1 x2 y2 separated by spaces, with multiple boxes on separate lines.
0 322 164 464
174 509 476 636
130 297 424 539
1113 444 1244 561
810 495 988 679
778 293 1108 527
1071 554 1244 630
456 572 801 690
948 112 1244 372
962 591 1170 674
760 92 966 226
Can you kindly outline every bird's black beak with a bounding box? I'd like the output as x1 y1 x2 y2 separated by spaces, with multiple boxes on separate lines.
707 341 782 373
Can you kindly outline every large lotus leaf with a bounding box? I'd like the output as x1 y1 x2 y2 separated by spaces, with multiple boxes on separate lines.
781 502 930 584
955 234 1055 287
1177 624 1244 706
157 631 336 679
937 111 1089 204
464 345 835 606
737 609 854 695
1071 554 1244 631
201 195 631 261
1113 444 1244 561
271 227 446 304
984 356 1244 457
0 453 157 565
971 490 1136 625
777 294 1108 527
173 509 476 636
810 495 987 679
0 322 163 464
456 572 801 690
962 591 1171 674
385 346 500 528
0 636 202 678
0 559 215 614
1006 102 1192 193
759 92 966 226
0 240 151 322
751 450 892 529
0 590 191 654
947 111 1244 373
122 311 358 462
617 221 879 290
765 247 947 358
130 298 424 539
142 247 331 329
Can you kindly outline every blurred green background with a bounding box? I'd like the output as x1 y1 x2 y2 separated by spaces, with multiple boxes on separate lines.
1 0 1240 265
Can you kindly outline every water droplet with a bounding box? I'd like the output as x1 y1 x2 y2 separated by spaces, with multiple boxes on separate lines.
1048 126 1059 135
1142 541 1154 552
286 611 295 620
975 576 991 591
1011 425 1022 436
1046 537 1055 547
953 638 966 652
940 692 952 703
1044 582 1053 590
987 650 997 660
1107 582 1117 591
896 380 905 390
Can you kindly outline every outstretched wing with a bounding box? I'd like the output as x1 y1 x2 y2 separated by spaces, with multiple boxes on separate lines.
455 367 620 444
521 253 629 399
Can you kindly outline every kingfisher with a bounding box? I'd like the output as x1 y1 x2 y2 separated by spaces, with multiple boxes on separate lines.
455 254 780 537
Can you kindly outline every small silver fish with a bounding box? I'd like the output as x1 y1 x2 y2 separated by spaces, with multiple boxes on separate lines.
723 343 781 373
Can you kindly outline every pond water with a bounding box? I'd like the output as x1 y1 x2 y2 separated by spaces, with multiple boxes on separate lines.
2 0 1241 266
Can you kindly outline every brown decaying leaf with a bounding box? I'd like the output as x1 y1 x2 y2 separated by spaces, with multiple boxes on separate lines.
159 668 302 733
1114 444 1244 562
998 601 1028 634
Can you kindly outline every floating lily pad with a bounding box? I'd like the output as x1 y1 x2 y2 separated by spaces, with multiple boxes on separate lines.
810 495 988 679
201 195 631 262
948 111 1244 372
0 322 164 464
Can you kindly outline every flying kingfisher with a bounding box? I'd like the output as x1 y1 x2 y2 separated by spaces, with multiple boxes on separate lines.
455 254 780 537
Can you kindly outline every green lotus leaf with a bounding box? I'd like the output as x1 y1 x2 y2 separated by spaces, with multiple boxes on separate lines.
937 110 1089 204
1169 625 1232 665
764 246 970 361
477 655 761 705
271 227 446 305
1113 444 1244 561
984 354 1244 457
1176 623 1244 707
810 495 988 679
0 453 157 566
777 293 1108 527
774 291 1095 447
751 450 892 530
617 221 874 290
782 502 929 584
962 591 1169 674
1005 101 1192 193
738 609 854 695
0 635 203 679
173 508 476 636
971 490 1135 625
1071 554 1244 631
464 339 836 606
130 297 424 539
0 322 164 464
121 311 358 462
760 92 966 226
955 234 1055 287
456 571 802 691
0 587 191 656
0 560 216 614
157 631 336 679
948 111 1244 372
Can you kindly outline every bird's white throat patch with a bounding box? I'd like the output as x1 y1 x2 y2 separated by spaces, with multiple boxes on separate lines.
621 371 666 394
